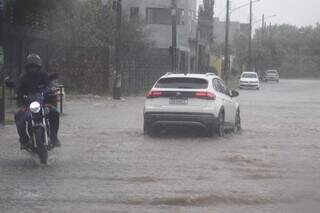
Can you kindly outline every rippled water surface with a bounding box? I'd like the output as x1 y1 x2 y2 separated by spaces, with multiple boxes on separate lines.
1 80 320 213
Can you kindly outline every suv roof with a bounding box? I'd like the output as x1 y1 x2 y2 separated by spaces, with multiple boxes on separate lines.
161 73 219 80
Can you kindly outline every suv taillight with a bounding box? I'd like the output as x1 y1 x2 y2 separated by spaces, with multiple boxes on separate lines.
194 92 216 100
147 90 163 98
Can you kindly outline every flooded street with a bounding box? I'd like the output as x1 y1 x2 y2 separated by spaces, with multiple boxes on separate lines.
1 79 320 213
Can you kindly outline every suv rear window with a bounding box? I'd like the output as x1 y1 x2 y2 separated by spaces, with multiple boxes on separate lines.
155 78 208 89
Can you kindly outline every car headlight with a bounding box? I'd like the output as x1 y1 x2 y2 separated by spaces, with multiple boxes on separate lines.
30 102 41 113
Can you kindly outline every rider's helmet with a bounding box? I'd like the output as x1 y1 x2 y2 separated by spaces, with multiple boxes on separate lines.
26 54 42 68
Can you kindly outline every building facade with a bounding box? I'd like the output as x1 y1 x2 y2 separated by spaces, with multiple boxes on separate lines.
111 0 198 73
213 17 250 45
214 17 239 45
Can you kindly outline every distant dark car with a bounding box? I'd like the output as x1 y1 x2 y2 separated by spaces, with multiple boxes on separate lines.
262 70 280 82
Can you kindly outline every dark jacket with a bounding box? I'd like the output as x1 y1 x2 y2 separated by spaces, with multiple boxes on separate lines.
17 69 49 106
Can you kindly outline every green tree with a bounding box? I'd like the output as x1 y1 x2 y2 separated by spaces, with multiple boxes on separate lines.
251 24 320 78
4 0 150 50
232 33 249 72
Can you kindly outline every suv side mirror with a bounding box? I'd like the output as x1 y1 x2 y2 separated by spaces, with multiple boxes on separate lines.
230 90 239 98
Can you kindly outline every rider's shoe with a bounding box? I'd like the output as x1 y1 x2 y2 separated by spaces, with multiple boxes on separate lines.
20 143 30 151
52 137 61 148
19 137 30 150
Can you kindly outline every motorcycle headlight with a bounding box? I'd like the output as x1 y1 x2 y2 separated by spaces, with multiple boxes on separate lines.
30 102 41 113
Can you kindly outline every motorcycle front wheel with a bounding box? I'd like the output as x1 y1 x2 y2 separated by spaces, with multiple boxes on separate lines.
34 127 48 164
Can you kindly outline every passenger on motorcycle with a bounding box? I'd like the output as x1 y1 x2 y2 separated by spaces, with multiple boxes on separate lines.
15 54 61 150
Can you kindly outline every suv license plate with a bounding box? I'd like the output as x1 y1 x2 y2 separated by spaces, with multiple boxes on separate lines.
169 98 188 105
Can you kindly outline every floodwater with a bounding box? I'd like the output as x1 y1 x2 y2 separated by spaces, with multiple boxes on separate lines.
0 79 320 213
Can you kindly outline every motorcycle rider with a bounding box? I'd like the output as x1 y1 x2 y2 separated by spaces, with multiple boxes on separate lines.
15 54 61 150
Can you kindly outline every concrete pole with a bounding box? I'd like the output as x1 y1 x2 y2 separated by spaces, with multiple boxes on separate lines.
113 0 122 100
248 0 253 70
223 0 230 81
195 27 199 73
0 0 5 124
171 0 178 73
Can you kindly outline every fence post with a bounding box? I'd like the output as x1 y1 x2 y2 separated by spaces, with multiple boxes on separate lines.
0 68 5 124
58 85 64 114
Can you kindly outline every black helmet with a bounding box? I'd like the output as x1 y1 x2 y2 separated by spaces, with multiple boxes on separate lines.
26 54 42 67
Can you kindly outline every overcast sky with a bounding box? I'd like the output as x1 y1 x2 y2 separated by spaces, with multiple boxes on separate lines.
198 0 320 27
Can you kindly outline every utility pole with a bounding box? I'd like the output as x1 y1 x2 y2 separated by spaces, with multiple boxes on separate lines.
260 14 265 45
113 0 122 100
262 14 267 41
223 0 230 81
171 0 177 73
248 0 253 70
195 27 200 73
0 0 5 124
269 22 273 67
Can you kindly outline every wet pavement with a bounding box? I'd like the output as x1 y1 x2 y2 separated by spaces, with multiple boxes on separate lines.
1 79 320 213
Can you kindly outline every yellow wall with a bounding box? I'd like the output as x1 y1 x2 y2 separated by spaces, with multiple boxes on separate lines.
210 56 222 76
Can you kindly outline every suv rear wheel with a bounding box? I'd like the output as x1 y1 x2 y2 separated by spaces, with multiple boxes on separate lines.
207 111 225 137
234 109 241 134
216 111 225 137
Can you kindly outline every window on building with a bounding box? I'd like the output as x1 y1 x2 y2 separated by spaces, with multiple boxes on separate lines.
130 7 139 21
146 8 185 25
146 8 171 25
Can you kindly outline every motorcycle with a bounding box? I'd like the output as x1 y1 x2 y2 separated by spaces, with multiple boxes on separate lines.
23 88 58 164
5 73 61 164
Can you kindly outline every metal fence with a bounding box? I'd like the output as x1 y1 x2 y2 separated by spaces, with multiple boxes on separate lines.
121 48 172 94
48 45 110 94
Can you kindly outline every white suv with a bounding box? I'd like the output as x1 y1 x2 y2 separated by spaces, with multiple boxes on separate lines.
143 73 241 136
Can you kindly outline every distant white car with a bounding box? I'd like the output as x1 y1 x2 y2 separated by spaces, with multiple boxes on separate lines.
239 72 260 90
144 73 241 137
